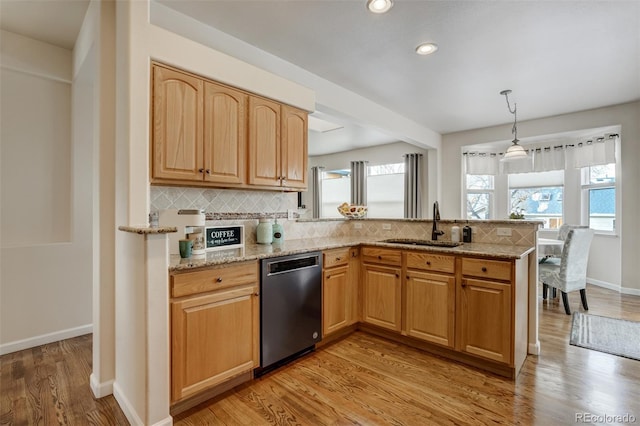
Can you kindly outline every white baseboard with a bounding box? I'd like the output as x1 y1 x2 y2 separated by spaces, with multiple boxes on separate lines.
90 373 114 398
113 382 145 426
587 278 640 296
150 416 174 426
0 324 93 356
528 341 541 356
113 382 173 426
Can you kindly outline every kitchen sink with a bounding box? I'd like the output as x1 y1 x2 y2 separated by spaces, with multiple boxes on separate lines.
380 238 463 248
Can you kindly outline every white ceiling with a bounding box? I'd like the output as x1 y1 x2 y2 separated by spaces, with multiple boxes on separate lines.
0 0 89 50
2 0 639 156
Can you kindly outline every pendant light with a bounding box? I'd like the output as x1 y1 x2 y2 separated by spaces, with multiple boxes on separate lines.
499 89 528 161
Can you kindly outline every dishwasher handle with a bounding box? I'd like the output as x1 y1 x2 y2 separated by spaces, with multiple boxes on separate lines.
266 253 321 275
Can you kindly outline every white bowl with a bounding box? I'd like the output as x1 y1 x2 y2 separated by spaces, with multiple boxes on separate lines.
338 205 368 219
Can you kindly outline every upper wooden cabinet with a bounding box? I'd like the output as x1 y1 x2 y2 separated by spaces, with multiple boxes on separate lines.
152 65 203 181
203 81 247 185
248 98 308 190
248 96 281 187
151 63 308 191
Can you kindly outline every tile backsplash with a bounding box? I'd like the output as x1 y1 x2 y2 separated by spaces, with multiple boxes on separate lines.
150 186 297 213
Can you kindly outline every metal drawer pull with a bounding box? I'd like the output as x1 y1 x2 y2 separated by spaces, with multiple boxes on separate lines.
426 261 431 266
216 277 223 283
461 279 467 287
482 267 487 272
378 255 382 260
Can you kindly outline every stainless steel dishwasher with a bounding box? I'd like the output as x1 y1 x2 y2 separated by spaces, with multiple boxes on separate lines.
259 251 322 372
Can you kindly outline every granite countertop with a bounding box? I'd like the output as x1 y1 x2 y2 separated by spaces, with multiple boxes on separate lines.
169 236 535 272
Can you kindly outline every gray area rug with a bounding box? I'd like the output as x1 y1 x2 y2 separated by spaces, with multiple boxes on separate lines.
570 312 640 361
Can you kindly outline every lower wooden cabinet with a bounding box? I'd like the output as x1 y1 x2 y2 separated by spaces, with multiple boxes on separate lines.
405 270 455 348
322 247 359 336
323 265 350 336
457 277 512 364
170 262 259 403
362 263 402 332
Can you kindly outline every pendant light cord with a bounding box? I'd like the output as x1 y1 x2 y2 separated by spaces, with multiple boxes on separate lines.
502 90 518 141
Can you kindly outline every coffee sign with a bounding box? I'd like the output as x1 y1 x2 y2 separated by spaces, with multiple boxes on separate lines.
205 225 244 251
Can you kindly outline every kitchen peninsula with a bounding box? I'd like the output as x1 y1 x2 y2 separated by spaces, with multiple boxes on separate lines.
119 218 541 420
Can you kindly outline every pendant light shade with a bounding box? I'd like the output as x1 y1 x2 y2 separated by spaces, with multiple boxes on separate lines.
502 141 528 161
499 89 528 162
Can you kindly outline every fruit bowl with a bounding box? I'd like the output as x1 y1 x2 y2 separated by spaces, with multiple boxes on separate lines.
337 203 368 219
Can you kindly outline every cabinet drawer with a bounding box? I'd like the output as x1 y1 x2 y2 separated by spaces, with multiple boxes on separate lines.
461 258 512 281
406 252 455 274
323 248 350 269
361 247 402 266
171 261 259 298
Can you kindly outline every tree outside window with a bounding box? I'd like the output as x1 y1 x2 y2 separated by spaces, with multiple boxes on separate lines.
466 175 493 219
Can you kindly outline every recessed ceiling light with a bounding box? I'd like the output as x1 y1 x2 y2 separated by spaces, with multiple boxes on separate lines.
415 42 439 55
367 0 393 14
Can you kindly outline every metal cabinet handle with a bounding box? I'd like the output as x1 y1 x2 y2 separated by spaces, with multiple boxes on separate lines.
205 169 211 175
461 279 467 287
216 277 223 283
426 261 431 266
406 275 410 280
198 168 205 173
395 273 400 278
378 255 382 260
254 292 260 297
482 267 487 272
336 257 341 261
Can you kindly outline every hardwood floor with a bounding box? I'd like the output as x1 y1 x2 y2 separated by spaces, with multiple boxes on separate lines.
0 334 128 425
2 285 638 425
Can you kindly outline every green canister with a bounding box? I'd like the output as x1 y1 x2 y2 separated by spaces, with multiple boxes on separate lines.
256 219 273 244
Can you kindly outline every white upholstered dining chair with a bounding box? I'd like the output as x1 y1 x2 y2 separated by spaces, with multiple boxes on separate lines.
539 228 595 315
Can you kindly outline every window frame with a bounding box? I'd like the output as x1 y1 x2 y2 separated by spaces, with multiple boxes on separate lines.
581 164 618 235
464 174 495 220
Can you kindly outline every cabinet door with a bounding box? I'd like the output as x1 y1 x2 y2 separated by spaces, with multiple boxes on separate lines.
405 270 455 348
171 285 259 402
152 65 203 181
323 266 349 336
203 82 247 185
248 96 281 186
457 278 512 364
281 105 308 189
362 264 401 332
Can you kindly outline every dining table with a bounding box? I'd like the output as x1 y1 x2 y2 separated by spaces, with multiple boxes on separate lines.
537 237 564 262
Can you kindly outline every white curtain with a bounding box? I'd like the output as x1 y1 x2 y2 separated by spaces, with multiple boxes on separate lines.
311 166 324 218
404 153 423 218
463 133 618 174
464 152 499 175
572 135 616 168
350 161 368 205
533 145 565 172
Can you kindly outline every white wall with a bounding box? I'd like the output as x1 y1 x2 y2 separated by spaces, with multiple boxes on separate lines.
441 102 640 294
0 31 93 353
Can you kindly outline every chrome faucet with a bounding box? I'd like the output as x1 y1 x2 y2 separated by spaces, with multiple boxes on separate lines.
432 201 445 240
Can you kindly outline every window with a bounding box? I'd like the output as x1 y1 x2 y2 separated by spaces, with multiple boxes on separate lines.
321 169 350 218
466 175 493 219
582 164 616 232
509 171 564 228
367 163 404 218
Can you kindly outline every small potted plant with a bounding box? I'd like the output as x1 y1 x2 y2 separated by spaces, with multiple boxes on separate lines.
509 207 525 220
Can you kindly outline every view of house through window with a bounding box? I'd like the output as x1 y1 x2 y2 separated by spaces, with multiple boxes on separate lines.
466 175 494 219
509 170 564 229
367 163 404 218
582 163 616 231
